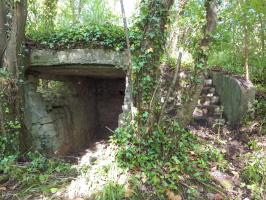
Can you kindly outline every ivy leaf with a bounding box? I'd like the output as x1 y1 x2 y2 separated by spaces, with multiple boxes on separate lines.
50 187 58 194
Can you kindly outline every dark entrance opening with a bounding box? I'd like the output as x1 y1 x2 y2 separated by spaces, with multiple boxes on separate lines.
36 76 125 154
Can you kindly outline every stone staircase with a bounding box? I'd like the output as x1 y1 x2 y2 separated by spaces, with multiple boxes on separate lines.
193 77 225 127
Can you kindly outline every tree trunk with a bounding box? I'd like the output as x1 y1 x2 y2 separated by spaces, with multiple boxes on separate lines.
197 0 218 68
238 0 249 81
70 0 79 24
0 0 7 65
3 0 27 77
133 0 174 132
120 0 134 120
259 14 265 59
136 0 174 109
166 0 188 58
43 0 58 32
243 13 249 81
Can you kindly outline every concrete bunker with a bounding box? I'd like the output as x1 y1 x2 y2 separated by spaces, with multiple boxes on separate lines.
24 49 128 155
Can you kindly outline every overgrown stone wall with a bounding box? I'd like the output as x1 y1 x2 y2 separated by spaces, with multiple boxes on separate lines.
211 71 256 127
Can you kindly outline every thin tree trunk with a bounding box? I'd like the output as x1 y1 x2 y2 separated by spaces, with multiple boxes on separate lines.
238 0 249 81
197 0 218 68
0 0 7 65
70 0 77 24
259 14 265 58
137 0 174 108
166 0 188 57
0 99 6 135
77 0 83 21
120 0 134 120
243 14 249 81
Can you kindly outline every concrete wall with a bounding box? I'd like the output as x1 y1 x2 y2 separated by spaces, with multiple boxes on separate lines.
24 76 125 155
28 49 128 78
211 71 256 127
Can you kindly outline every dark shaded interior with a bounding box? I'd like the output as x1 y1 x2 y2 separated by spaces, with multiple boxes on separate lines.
37 76 125 153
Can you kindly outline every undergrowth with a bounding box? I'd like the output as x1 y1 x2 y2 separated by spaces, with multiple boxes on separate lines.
111 119 226 199
0 152 75 199
27 23 141 51
0 75 21 158
27 23 126 50
241 147 266 199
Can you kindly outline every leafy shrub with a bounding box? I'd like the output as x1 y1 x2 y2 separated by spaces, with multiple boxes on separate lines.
27 23 127 50
0 152 75 198
111 120 218 198
0 76 21 158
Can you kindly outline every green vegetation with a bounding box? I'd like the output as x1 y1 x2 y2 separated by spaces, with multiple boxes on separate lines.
242 144 266 199
27 0 118 34
27 23 127 50
0 152 75 199
0 76 21 158
112 121 227 198
208 1 265 77
0 0 265 199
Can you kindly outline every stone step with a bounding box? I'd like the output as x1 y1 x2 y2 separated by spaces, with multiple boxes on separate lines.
193 107 208 118
198 95 220 106
204 79 213 86
193 116 225 127
193 111 223 119
201 86 216 94
196 105 223 115
208 118 226 126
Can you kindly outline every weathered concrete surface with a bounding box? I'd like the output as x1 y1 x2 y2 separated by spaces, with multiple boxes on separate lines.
211 71 255 127
23 76 59 153
29 49 128 78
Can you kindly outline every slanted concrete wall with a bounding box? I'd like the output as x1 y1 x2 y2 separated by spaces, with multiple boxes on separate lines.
211 71 255 127
23 76 59 153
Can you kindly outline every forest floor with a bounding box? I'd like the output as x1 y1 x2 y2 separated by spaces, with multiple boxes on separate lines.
1 82 266 199
188 122 266 200
1 119 265 199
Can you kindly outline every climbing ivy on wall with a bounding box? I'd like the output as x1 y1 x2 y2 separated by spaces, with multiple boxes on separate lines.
0 76 22 158
27 23 127 50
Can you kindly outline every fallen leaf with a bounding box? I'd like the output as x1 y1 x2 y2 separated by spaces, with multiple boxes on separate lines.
0 186 6 191
50 187 58 194
214 193 223 200
125 184 134 198
166 189 182 200
125 188 134 198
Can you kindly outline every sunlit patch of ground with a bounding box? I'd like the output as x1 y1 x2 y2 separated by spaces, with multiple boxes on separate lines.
53 140 131 199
